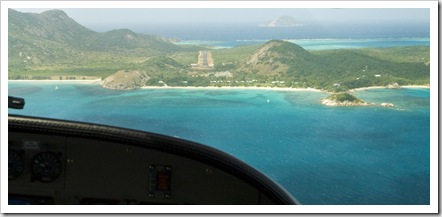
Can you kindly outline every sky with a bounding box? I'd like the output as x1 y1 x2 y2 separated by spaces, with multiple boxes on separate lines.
12 7 430 32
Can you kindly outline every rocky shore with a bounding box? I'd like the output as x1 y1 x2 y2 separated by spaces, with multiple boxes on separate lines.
321 92 375 107
321 92 397 107
321 98 375 107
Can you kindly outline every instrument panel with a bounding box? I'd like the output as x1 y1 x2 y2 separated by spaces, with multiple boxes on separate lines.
8 115 298 205
9 134 66 205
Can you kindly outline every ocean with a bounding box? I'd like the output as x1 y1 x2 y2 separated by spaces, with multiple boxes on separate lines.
140 22 430 49
175 37 430 50
8 83 430 205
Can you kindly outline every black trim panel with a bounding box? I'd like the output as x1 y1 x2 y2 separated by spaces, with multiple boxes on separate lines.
9 114 299 205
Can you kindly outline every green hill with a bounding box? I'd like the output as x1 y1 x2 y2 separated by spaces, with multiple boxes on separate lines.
8 9 95 47
232 40 429 91
8 9 183 78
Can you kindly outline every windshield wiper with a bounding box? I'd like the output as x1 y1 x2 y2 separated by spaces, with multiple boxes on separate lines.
8 96 25 109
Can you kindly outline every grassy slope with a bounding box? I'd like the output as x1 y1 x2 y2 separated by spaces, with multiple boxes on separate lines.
9 42 430 90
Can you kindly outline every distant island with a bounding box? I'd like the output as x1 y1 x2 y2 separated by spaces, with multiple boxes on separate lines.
259 16 303 27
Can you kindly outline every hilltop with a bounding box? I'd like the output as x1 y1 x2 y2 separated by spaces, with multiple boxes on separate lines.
8 9 181 53
8 9 183 78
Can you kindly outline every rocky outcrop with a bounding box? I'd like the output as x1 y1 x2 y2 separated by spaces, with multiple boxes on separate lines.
321 93 375 107
386 83 400 89
381 103 394 107
321 98 375 107
101 70 150 90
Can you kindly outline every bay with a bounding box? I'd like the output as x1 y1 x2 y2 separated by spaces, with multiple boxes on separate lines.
8 81 430 205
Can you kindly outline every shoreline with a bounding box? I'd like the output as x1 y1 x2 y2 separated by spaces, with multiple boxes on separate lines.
351 85 430 91
140 86 324 92
8 80 430 92
8 80 324 92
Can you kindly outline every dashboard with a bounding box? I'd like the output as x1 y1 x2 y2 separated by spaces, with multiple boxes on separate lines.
8 115 298 205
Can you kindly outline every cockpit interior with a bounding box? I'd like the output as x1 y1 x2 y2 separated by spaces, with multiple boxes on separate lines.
8 96 298 205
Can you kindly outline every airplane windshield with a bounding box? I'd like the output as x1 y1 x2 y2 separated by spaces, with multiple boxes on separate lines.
4 1 436 213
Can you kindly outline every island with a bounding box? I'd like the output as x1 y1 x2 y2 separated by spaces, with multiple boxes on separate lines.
321 93 375 107
259 16 302 27
8 9 430 100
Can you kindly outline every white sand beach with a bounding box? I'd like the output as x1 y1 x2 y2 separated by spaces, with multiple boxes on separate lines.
9 80 430 93
9 80 323 92
401 85 430 89
351 85 430 92
140 85 324 92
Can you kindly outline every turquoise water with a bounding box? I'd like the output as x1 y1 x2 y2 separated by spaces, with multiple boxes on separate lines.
145 22 429 45
8 82 430 205
175 37 430 50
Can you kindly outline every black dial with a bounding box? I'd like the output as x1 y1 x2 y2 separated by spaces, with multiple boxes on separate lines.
31 152 62 183
9 150 24 180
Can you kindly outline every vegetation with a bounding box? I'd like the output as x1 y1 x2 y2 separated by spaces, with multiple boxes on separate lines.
327 93 362 103
8 9 430 92
321 92 374 107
